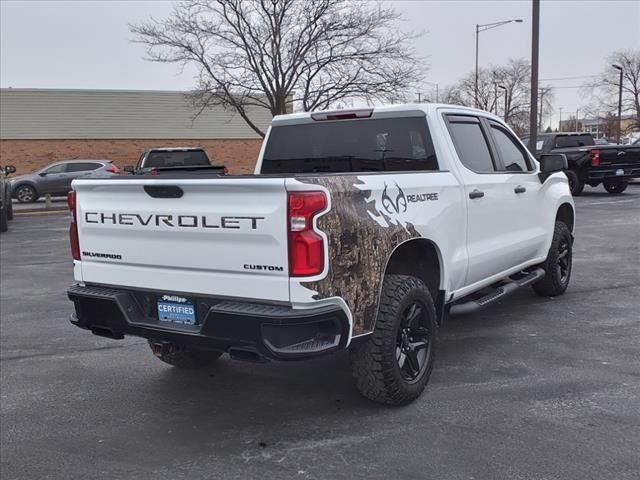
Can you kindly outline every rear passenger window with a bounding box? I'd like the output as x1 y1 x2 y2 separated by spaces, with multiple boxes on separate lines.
490 126 532 172
67 162 101 172
447 119 495 172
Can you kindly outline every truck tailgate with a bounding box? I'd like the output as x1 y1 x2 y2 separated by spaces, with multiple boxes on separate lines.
72 177 290 303
598 144 640 166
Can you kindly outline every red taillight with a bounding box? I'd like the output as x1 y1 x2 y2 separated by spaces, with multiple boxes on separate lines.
287 191 327 277
68 191 80 260
591 149 600 166
106 163 120 173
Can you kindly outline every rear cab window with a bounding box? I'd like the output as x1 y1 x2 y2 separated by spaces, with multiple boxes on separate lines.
553 135 594 149
143 150 210 169
260 116 439 174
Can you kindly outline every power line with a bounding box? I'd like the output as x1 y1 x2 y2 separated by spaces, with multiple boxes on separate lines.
539 75 599 81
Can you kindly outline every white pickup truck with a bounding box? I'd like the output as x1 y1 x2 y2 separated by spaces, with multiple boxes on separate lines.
67 104 575 405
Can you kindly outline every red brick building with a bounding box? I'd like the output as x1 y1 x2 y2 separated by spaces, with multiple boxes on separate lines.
0 88 271 174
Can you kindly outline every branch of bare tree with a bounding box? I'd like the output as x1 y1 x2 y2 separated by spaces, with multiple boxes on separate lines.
131 0 424 137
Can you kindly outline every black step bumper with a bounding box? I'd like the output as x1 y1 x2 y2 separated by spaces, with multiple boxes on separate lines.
587 165 640 181
67 284 350 361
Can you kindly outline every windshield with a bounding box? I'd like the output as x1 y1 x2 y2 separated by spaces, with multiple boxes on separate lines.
261 117 439 174
143 150 209 168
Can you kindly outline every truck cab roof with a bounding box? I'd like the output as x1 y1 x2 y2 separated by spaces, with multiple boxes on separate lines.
271 103 500 125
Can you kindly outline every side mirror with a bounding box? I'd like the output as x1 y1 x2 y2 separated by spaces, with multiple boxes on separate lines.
124 165 135 174
4 165 16 175
538 154 568 182
39 171 48 177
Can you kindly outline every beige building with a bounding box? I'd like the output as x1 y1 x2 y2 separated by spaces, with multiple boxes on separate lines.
0 88 272 174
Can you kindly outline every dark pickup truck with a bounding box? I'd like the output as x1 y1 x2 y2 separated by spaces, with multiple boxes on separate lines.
124 148 227 176
522 133 640 195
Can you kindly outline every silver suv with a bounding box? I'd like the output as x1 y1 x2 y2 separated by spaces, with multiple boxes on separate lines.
10 160 120 203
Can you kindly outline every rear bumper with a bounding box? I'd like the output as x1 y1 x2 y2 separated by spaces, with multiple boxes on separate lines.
587 166 640 181
67 284 350 361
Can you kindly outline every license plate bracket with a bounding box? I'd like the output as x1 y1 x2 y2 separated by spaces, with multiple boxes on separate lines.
157 296 197 325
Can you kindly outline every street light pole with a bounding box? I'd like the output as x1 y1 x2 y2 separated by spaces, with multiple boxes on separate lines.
475 24 479 108
474 18 523 109
498 85 507 120
612 64 623 143
423 81 439 103
528 1 540 153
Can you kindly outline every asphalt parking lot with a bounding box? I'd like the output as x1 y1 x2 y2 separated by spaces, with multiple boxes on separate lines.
1 187 639 480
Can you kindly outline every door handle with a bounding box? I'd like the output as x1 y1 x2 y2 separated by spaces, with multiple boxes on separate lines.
514 186 526 194
469 189 484 199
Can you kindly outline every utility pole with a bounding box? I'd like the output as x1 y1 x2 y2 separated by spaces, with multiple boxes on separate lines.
498 85 507 120
575 109 579 131
538 87 549 130
559 107 563 132
612 64 623 143
417 92 422 103
528 0 540 153
475 24 479 107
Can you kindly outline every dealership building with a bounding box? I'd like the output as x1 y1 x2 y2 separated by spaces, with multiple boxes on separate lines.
0 88 272 174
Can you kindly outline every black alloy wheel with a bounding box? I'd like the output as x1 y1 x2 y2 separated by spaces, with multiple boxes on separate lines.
350 274 438 405
532 221 573 297
557 237 572 286
396 301 432 383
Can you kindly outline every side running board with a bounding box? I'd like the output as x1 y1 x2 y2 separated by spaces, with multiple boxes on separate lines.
450 268 545 316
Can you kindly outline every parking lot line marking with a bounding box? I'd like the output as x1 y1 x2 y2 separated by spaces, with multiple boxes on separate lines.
14 210 68 217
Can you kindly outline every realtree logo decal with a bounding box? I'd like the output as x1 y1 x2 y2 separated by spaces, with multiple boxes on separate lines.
382 182 408 214
382 182 439 215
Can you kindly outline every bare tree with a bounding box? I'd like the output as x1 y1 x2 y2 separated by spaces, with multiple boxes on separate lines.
443 59 553 135
131 0 423 137
494 59 530 123
584 49 640 132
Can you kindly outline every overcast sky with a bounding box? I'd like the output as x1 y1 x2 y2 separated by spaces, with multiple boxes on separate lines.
1 0 639 128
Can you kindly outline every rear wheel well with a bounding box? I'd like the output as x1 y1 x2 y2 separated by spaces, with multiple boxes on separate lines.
384 239 443 322
556 203 574 232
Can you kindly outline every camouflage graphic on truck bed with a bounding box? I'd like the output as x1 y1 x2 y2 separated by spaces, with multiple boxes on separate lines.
298 174 420 335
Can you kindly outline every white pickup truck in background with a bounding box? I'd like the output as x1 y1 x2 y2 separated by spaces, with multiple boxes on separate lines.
67 104 575 405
